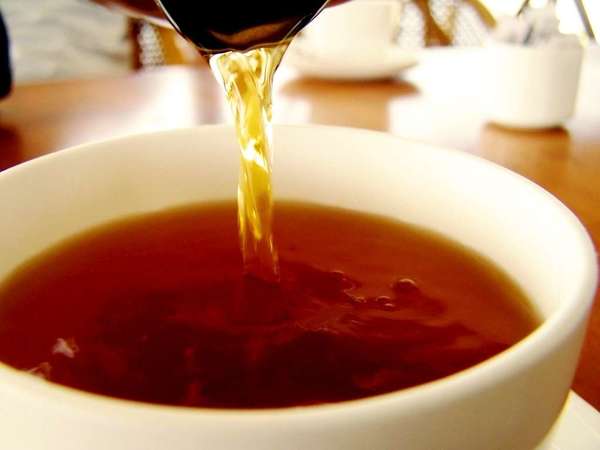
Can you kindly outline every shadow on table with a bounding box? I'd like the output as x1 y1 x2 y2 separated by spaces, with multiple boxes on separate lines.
0 124 24 171
279 78 419 131
479 123 571 187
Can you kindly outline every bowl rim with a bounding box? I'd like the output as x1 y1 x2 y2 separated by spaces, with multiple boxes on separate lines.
0 124 596 423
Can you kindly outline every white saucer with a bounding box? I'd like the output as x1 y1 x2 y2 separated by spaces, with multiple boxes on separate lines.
284 39 417 81
537 392 600 449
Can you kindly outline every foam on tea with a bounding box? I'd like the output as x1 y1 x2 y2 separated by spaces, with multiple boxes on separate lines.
0 202 539 408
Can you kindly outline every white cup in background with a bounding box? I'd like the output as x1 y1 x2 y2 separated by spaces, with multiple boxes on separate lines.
483 43 584 129
303 0 402 62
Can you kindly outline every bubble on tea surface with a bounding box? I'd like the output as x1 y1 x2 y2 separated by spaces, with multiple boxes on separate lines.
374 295 397 311
27 362 52 380
391 278 419 294
52 337 79 359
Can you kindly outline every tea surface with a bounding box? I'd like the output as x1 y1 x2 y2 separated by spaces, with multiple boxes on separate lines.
0 202 538 408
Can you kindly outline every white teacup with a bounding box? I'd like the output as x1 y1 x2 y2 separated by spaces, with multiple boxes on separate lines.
303 0 402 61
0 126 596 450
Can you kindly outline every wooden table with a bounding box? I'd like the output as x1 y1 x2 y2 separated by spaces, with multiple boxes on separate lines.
1 48 599 409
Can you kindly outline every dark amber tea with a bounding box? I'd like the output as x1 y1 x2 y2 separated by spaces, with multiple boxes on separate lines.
0 202 538 409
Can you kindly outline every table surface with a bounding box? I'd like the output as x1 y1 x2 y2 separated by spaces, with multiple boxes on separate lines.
1 48 599 410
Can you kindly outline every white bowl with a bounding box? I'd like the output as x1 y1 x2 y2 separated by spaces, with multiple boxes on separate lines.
483 43 584 129
0 125 596 450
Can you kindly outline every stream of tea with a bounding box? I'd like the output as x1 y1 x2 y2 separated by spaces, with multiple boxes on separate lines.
157 0 331 280
210 45 288 282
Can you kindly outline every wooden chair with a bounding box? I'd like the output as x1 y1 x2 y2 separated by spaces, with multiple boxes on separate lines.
129 19 203 69
401 0 496 47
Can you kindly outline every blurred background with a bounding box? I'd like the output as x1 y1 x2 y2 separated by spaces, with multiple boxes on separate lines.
0 0 597 84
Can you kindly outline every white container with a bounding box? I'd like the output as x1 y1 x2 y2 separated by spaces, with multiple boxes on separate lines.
0 125 597 450
303 0 402 62
484 43 584 129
